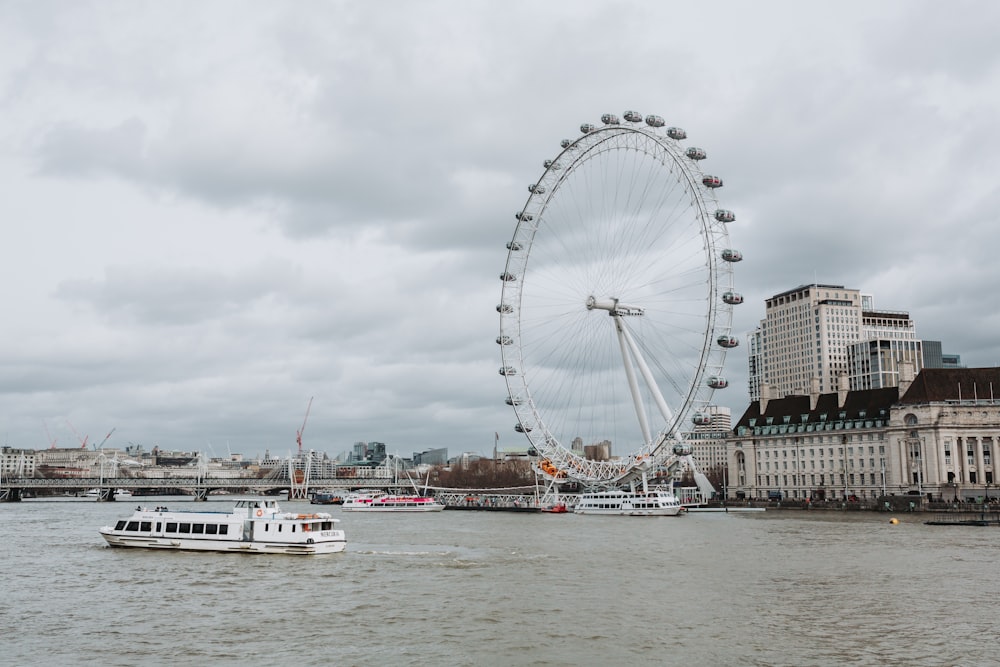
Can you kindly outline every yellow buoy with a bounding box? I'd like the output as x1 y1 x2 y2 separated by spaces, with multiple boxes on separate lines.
889 517 899 525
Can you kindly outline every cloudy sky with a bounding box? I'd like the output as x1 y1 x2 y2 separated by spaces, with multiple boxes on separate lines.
2 1 999 460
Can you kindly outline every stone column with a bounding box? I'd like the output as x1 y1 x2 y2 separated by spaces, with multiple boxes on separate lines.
974 436 985 487
957 437 966 484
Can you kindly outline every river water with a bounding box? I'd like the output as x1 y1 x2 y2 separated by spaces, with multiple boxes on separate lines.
2 498 998 667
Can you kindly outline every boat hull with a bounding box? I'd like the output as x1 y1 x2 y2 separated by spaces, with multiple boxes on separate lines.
99 532 346 554
341 505 444 512
574 507 682 516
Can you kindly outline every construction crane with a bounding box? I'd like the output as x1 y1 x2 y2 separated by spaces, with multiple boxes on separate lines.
44 421 57 449
296 397 313 457
67 420 89 449
95 427 116 450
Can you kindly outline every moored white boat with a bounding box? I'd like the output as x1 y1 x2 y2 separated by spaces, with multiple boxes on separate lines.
84 488 132 498
574 488 684 516
341 491 445 512
99 498 346 555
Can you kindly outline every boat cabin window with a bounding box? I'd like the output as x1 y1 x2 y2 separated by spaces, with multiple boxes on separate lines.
179 523 191 534
206 524 217 535
219 525 228 535
140 521 151 531
192 524 204 534
126 521 139 531
115 520 127 530
166 522 178 532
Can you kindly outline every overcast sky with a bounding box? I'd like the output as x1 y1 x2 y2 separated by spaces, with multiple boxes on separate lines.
2 1 998 460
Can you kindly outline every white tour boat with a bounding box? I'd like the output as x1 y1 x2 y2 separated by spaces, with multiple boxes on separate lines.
99 498 347 555
574 488 684 516
341 491 445 512
85 488 132 498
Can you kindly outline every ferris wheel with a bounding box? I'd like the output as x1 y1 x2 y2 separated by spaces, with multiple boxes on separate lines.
497 111 742 485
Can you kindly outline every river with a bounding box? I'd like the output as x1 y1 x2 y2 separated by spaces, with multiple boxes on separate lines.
2 498 997 666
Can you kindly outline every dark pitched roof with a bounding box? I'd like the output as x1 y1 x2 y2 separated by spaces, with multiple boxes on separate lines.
734 387 899 430
899 367 1000 404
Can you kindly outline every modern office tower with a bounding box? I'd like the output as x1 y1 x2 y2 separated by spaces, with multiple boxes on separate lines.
922 340 944 368
847 310 923 390
941 353 964 368
923 341 965 369
749 284 863 401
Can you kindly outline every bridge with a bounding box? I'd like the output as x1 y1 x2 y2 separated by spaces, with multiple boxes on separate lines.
0 476 398 502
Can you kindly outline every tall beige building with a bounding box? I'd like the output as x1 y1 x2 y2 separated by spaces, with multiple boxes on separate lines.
749 283 925 400
749 284 863 400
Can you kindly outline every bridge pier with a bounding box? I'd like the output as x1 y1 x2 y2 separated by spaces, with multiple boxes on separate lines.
193 488 209 501
0 488 22 502
97 488 116 502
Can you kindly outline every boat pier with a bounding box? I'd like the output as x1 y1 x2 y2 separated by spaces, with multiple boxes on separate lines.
438 492 543 512
925 510 1000 526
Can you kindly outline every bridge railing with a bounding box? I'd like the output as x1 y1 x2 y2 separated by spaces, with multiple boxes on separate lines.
0 477 396 491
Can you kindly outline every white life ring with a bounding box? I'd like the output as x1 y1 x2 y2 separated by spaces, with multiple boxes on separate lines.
256 509 263 517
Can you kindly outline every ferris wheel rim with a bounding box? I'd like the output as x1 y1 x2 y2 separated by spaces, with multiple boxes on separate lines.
498 114 737 484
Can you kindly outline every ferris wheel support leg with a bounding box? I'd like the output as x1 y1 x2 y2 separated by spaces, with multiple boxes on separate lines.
614 314 653 447
617 317 676 438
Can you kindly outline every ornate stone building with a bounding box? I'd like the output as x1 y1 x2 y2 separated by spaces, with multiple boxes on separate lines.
728 367 1000 502
887 367 1000 501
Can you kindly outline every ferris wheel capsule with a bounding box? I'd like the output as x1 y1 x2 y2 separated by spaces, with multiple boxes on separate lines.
601 113 620 125
507 241 523 251
497 303 513 314
703 176 724 188
560 139 572 148
722 291 743 305
666 127 687 140
644 115 665 127
543 159 562 170
623 110 643 123
691 412 712 426
515 212 533 221
580 123 595 134
673 442 693 456
717 335 740 348
685 147 707 160
497 336 513 345
721 249 742 262
499 366 517 376
714 209 735 223
514 423 532 433
500 272 517 282
708 376 729 389
528 184 546 194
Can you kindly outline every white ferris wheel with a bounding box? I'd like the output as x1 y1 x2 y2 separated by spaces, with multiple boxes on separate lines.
497 111 742 486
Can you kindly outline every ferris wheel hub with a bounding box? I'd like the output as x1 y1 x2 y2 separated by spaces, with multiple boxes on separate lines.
586 296 644 317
